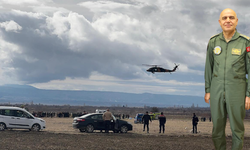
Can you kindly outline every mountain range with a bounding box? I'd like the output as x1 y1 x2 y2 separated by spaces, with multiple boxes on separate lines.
0 84 207 107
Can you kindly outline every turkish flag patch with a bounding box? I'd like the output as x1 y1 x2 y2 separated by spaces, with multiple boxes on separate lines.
247 47 250 52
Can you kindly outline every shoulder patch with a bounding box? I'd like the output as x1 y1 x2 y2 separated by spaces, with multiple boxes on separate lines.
240 34 250 40
210 33 220 40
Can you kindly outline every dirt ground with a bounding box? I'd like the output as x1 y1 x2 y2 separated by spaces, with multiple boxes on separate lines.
1 117 250 150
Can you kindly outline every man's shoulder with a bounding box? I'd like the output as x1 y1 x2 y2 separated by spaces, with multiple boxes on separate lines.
104 111 111 115
208 33 220 44
158 116 166 119
210 33 220 40
239 34 250 40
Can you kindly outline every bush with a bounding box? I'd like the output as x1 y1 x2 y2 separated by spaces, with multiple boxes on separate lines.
151 107 159 113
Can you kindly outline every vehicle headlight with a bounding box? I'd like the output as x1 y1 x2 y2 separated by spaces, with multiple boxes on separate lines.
40 120 45 123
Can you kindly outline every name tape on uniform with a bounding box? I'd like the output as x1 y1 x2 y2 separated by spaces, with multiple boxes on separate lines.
232 48 241 55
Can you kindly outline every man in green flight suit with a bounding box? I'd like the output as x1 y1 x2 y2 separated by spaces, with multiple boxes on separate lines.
205 8 250 150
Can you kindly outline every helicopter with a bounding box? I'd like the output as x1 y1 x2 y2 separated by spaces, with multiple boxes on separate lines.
144 63 179 74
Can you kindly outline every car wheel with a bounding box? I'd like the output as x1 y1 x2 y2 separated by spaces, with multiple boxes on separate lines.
0 123 6 131
79 128 86 132
86 124 94 133
120 125 128 133
31 124 41 132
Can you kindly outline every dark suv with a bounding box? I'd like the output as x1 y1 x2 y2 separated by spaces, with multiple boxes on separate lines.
72 113 132 133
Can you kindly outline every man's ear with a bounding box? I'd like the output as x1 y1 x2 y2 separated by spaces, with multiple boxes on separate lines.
218 19 221 25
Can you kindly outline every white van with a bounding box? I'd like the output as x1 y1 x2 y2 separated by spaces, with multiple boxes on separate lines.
0 106 46 131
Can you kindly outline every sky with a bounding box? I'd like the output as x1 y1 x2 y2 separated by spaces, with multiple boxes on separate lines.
0 0 250 97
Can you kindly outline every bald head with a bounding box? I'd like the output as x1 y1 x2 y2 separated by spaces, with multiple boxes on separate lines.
219 8 237 20
219 8 238 34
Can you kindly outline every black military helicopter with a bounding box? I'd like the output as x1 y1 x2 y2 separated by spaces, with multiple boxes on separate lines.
144 64 179 74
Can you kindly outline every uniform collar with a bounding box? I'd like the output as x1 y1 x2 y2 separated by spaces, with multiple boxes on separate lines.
219 30 240 42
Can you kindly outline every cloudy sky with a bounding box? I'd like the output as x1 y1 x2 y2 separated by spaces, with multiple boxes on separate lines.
0 0 249 97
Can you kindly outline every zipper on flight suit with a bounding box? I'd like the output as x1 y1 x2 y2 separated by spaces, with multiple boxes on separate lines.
224 41 229 102
223 92 225 102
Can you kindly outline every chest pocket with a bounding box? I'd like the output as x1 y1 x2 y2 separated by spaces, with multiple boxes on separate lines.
232 54 246 79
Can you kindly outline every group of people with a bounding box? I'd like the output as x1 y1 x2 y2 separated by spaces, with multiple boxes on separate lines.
103 109 168 134
141 111 166 133
142 111 199 134
103 109 198 134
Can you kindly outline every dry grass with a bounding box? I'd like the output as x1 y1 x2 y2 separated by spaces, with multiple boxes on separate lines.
1 116 250 150
44 116 250 137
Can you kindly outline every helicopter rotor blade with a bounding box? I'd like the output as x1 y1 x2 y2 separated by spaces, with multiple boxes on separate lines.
174 63 179 66
142 64 161 67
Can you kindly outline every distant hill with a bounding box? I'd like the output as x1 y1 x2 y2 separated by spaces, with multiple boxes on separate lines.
0 84 207 107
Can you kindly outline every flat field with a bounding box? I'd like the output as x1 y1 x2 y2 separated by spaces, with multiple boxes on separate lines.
1 116 250 150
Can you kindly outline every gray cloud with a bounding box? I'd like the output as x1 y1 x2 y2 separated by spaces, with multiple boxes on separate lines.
0 10 155 83
1 0 250 96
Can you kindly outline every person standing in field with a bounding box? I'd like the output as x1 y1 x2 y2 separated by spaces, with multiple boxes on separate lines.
192 113 199 134
204 8 250 149
142 111 152 133
102 109 113 133
158 112 166 133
